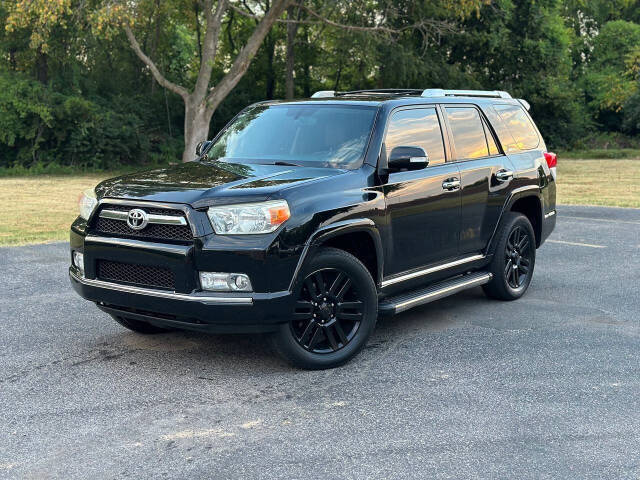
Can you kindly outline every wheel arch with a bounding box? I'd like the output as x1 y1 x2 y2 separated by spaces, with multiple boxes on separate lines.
485 188 543 255
288 219 383 291
510 194 542 248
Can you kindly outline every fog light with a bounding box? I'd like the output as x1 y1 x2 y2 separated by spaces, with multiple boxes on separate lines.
73 251 85 277
199 272 253 292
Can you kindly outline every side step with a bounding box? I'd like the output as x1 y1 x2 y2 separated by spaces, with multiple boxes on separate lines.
378 271 492 315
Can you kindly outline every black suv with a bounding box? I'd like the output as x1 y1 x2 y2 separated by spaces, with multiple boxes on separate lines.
70 88 557 369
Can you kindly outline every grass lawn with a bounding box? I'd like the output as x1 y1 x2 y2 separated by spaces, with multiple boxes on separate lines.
557 159 640 208
0 175 108 246
0 158 638 247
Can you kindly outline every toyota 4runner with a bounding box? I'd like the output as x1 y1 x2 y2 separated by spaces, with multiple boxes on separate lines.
70 88 557 369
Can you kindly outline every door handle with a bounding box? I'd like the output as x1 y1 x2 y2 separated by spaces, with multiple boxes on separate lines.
496 169 514 182
442 178 461 191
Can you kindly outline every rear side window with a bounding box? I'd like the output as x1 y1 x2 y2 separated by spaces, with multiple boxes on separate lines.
494 104 539 150
445 107 490 160
385 108 446 165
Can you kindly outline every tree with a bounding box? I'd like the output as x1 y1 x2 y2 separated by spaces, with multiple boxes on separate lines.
105 0 292 162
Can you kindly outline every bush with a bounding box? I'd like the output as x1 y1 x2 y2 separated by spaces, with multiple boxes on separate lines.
0 71 181 170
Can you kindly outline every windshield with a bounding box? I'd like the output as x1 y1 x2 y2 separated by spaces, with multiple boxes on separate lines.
207 104 378 168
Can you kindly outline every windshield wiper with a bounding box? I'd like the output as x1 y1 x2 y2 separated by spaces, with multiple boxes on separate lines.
272 161 302 167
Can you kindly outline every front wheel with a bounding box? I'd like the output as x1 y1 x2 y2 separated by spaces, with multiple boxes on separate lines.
483 212 536 301
272 247 378 370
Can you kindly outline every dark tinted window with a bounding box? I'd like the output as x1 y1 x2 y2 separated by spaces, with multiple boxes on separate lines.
208 104 377 168
494 104 539 150
385 108 446 165
446 107 489 160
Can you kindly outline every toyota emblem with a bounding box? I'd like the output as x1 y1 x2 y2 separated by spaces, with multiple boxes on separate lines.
126 208 149 230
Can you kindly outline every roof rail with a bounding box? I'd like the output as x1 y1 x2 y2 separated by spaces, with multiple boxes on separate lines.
421 89 512 99
311 90 335 98
311 89 426 98
338 89 424 96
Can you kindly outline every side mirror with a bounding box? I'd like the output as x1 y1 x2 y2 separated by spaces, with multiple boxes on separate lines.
388 146 429 171
195 140 212 157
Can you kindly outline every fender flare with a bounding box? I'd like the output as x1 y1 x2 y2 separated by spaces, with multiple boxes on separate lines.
484 185 543 256
288 218 384 292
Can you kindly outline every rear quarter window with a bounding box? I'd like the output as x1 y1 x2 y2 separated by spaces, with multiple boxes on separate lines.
493 104 539 150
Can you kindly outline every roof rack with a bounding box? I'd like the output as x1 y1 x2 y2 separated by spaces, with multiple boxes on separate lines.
311 89 425 98
310 88 514 100
421 89 512 99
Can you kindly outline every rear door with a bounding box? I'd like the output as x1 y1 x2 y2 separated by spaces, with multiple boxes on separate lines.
382 106 461 276
441 105 514 255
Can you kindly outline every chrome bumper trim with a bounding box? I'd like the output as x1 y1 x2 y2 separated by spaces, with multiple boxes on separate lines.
100 209 187 226
69 270 253 305
381 254 485 288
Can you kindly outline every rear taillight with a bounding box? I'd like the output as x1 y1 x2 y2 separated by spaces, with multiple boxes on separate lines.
544 151 557 180
544 152 557 169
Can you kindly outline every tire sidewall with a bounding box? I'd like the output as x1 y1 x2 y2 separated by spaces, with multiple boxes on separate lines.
274 247 378 369
492 213 536 299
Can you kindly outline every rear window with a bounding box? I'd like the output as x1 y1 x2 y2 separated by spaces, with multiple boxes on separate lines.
494 104 539 150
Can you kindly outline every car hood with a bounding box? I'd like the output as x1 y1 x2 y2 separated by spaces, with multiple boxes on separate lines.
96 161 347 205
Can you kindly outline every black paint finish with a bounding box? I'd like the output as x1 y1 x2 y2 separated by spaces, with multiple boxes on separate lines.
70 94 556 332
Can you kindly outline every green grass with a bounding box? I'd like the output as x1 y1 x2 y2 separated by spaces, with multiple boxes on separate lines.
557 158 640 208
0 158 638 247
0 175 110 246
557 149 640 159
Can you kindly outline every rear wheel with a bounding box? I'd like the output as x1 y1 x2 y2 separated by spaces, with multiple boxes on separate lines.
272 247 377 369
110 315 172 334
483 212 536 301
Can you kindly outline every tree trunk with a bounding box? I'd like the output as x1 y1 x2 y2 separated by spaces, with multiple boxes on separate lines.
285 5 298 99
183 99 214 162
266 33 276 99
36 48 48 83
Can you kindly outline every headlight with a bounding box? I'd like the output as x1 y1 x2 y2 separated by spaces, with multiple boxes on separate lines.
207 200 290 235
78 188 98 220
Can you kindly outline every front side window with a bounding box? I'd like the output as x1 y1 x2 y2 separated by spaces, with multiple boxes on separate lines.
207 104 377 169
385 108 446 165
494 104 539 150
445 107 490 160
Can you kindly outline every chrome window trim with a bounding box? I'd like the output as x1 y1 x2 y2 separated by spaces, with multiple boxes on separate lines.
99 209 188 226
69 269 253 305
381 254 485 288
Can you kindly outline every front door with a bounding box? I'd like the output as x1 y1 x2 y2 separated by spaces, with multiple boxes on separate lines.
383 107 461 276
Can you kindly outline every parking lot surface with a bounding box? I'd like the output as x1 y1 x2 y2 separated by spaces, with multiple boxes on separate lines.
1 205 639 479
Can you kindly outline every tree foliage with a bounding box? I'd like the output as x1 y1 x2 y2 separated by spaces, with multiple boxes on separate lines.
1 0 639 170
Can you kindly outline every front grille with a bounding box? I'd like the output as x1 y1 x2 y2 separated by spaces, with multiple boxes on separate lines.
96 260 175 290
92 204 192 242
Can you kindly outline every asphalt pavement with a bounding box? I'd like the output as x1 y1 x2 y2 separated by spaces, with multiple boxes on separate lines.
1 205 639 479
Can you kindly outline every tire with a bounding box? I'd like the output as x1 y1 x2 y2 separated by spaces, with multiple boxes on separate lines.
482 212 536 301
271 247 378 370
110 315 172 334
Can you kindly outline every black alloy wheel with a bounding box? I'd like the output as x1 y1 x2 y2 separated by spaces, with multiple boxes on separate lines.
291 268 364 353
504 225 533 289
483 212 536 301
272 247 378 370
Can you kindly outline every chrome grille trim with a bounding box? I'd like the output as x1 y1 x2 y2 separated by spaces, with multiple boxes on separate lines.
99 209 187 226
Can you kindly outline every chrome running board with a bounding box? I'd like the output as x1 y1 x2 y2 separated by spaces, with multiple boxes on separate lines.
379 271 492 315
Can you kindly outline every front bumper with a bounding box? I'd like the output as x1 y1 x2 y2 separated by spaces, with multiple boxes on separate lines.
70 267 294 333
69 206 302 333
